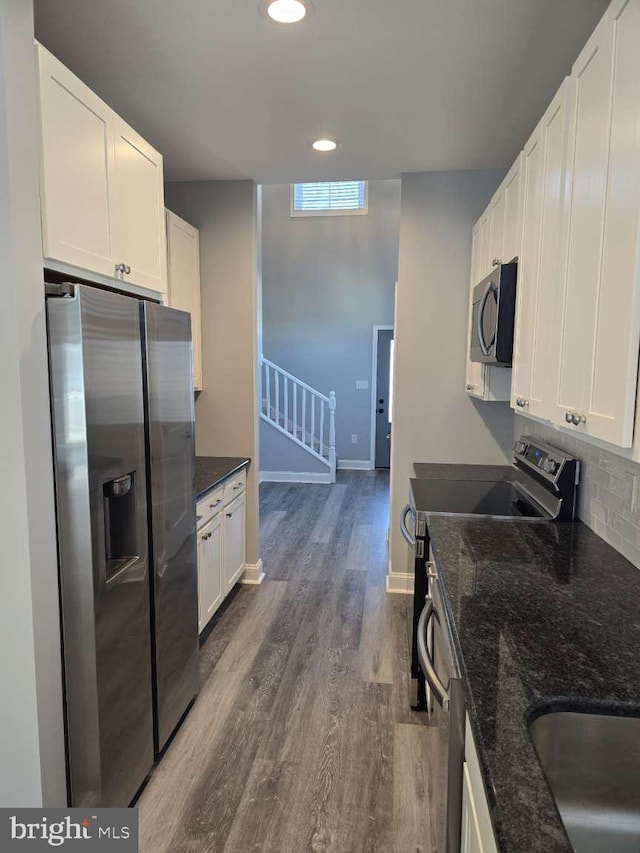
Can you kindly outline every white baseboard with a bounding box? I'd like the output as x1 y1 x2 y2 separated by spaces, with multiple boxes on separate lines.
385 572 414 594
241 559 265 585
259 470 331 484
337 459 374 470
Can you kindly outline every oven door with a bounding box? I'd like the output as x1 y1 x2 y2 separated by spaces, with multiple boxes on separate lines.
470 276 499 364
417 571 465 853
401 503 428 710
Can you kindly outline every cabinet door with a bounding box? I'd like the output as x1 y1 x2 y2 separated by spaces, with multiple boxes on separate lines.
552 0 640 446
477 206 491 279
166 210 203 391
112 117 168 295
502 154 524 265
223 493 246 591
488 188 506 269
466 222 487 398
511 124 544 412
37 45 115 277
582 0 640 445
529 80 572 421
197 514 223 633
461 764 485 853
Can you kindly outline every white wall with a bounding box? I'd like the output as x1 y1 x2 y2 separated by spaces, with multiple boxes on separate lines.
164 180 261 567
261 181 401 469
0 0 66 806
388 170 515 589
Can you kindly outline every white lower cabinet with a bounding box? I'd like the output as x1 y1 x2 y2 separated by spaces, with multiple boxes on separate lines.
223 492 247 592
196 471 248 634
197 512 223 633
461 716 498 853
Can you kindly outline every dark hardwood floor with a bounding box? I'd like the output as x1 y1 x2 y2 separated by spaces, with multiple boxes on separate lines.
138 470 433 853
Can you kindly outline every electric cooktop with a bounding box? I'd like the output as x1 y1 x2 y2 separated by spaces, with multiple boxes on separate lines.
409 477 545 519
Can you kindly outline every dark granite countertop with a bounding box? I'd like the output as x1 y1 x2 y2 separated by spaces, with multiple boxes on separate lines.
413 462 514 481
427 516 640 853
194 456 250 498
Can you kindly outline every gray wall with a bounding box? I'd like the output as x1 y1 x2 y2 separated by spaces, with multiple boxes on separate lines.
515 417 640 570
165 180 261 567
389 170 515 583
261 180 401 468
0 0 66 805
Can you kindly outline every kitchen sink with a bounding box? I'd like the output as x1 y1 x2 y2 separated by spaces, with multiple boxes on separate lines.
529 711 640 853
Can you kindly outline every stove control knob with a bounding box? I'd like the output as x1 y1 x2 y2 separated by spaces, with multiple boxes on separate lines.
543 458 557 474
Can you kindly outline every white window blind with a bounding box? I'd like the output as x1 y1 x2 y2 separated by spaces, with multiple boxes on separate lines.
291 181 368 216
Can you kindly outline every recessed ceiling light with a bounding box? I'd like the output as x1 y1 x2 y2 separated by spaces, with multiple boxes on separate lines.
312 139 338 152
267 0 307 23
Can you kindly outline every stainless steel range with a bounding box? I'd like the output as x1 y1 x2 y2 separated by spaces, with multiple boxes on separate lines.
399 437 580 853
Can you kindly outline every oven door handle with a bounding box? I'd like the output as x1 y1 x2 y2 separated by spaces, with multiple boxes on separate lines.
400 503 416 547
417 598 450 712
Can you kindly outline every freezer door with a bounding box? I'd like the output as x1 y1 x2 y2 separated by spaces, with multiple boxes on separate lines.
142 301 199 753
47 285 154 807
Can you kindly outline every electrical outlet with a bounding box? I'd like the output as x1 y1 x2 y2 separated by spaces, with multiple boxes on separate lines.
351 434 358 444
356 380 369 390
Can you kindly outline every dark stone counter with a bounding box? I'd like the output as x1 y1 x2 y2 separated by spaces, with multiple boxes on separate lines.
427 516 640 853
195 456 250 499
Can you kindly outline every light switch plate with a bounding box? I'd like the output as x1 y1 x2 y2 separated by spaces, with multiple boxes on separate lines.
356 380 369 390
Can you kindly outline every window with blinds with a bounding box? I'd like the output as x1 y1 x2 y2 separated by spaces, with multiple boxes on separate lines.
290 181 368 216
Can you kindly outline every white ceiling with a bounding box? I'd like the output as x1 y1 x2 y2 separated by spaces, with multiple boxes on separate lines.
34 0 610 184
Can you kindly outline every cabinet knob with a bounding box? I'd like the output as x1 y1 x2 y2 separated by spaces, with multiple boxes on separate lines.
565 411 574 424
492 258 501 267
226 512 233 518
466 384 474 391
115 262 131 276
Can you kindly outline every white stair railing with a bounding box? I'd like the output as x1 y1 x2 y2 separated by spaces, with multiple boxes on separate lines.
260 355 336 482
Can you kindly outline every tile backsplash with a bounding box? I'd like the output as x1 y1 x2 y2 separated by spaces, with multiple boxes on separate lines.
515 416 640 570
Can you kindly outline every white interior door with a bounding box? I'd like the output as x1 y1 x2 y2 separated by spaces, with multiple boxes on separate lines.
112 117 167 295
38 45 115 276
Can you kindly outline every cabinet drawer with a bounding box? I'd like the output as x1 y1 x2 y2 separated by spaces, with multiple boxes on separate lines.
196 486 224 529
223 469 247 505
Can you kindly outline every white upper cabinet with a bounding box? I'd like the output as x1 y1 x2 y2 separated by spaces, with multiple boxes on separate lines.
465 215 512 402
166 210 203 391
488 155 524 269
37 45 115 277
512 80 571 419
37 44 168 298
112 118 167 294
551 0 640 446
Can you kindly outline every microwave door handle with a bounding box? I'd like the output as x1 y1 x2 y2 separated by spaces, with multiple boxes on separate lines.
400 503 417 547
477 282 495 357
417 598 450 712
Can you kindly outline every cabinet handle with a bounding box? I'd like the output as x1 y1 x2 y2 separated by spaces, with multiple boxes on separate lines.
233 484 243 490
226 512 233 518
115 262 131 276
210 500 222 508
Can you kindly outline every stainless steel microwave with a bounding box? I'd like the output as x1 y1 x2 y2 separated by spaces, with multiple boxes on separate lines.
469 261 517 366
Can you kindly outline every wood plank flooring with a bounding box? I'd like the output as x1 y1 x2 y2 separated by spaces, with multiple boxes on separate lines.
138 470 433 853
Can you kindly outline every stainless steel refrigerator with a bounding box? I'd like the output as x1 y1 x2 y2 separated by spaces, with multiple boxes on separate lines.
46 283 199 808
